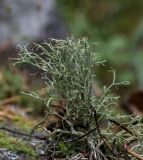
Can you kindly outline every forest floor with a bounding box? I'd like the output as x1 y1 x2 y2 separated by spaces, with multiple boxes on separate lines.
0 67 47 160
0 103 42 160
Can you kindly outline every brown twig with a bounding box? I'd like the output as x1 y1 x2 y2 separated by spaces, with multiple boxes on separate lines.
93 110 119 159
0 88 46 107
110 119 134 136
65 116 135 144
0 96 20 106
0 126 46 140
124 143 143 160
65 119 109 142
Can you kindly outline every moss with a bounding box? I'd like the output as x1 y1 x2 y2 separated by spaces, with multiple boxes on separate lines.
0 67 26 99
0 113 36 132
0 131 39 160
12 114 36 132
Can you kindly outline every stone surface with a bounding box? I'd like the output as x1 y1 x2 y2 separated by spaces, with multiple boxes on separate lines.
0 0 67 45
0 0 67 63
0 148 19 160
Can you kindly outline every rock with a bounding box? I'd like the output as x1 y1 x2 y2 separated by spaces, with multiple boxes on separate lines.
0 0 67 63
0 0 67 45
0 148 19 160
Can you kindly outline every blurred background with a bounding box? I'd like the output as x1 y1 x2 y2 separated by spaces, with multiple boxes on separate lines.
0 0 143 117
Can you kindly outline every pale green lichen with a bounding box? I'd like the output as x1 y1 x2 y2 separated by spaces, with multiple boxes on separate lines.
14 36 143 159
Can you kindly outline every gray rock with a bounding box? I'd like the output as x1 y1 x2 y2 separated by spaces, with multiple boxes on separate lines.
0 148 19 160
0 0 67 45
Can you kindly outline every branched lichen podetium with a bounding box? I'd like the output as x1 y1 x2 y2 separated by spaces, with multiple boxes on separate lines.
14 36 143 160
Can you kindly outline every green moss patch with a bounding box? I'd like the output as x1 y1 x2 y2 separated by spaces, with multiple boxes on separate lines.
0 131 39 160
12 114 36 132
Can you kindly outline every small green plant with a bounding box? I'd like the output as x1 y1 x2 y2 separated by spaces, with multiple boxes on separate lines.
14 36 143 159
